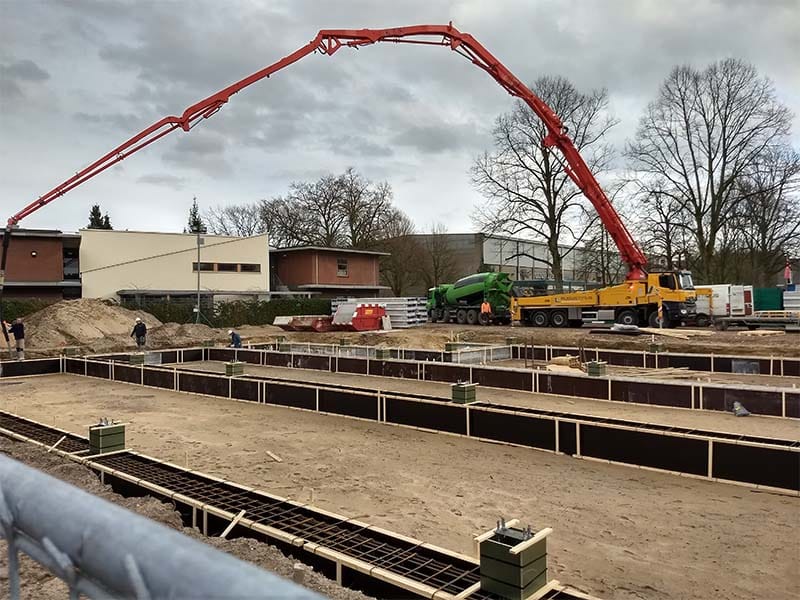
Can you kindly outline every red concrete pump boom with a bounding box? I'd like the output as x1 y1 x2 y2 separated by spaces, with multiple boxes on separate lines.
2 23 648 292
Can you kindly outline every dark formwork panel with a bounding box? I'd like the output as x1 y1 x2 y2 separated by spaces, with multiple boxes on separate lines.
423 363 470 384
411 350 445 362
664 354 712 372
558 421 577 455
712 443 800 491
611 380 691 408
231 378 259 402
292 354 330 372
182 349 203 362
265 383 316 410
702 387 783 416
208 348 236 362
318 389 378 420
143 368 175 390
85 361 110 379
579 425 707 475
368 360 419 380
0 358 60 377
236 350 262 365
784 359 800 377
597 350 644 367
468 409 555 450
786 393 800 419
178 372 229 397
65 358 84 375
385 397 467 435
540 374 607 400
336 357 368 375
114 364 142 384
160 350 178 364
472 368 531 391
266 352 293 368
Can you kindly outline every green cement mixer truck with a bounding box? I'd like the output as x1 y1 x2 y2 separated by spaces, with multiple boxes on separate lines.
427 272 513 325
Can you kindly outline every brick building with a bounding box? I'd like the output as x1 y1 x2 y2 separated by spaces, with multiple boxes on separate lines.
270 246 388 297
0 229 81 299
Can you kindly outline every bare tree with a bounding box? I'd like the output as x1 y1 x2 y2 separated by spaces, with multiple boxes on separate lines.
258 169 408 249
472 75 618 292
626 59 793 281
204 203 265 237
338 168 395 249
733 146 800 285
419 223 458 289
377 212 422 295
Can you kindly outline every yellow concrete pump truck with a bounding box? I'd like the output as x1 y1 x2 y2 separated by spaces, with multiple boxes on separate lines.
512 270 696 328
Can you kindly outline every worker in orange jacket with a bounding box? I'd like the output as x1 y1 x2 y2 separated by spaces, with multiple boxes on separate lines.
480 298 492 325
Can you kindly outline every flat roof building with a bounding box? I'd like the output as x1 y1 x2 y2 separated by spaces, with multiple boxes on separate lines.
80 229 270 301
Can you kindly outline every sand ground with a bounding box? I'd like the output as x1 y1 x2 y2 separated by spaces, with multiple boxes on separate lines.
167 361 800 440
2 373 798 600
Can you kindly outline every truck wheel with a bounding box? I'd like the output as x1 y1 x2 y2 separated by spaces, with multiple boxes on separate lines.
437 309 449 323
695 314 710 327
549 310 567 328
532 311 548 327
478 312 491 326
456 309 467 324
647 311 660 328
466 309 479 325
617 309 639 326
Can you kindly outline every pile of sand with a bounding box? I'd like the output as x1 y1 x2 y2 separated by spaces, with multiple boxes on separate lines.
23 299 161 349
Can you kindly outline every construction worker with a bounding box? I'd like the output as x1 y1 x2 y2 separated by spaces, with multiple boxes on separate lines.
480 297 492 325
3 318 25 360
131 317 147 350
229 329 242 348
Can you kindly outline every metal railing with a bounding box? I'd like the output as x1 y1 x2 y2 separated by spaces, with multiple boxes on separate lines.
0 453 321 599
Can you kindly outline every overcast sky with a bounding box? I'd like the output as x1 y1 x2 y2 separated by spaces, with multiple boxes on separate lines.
1 0 798 235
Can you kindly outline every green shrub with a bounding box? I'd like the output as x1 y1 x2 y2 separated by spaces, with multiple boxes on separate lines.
0 298 55 322
119 297 331 327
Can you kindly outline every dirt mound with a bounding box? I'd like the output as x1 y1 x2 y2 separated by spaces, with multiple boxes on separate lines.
23 299 161 349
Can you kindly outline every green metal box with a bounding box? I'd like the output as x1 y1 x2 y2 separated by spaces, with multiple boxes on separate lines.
375 348 392 360
479 526 549 600
89 423 126 454
129 353 145 365
451 383 477 404
226 361 244 377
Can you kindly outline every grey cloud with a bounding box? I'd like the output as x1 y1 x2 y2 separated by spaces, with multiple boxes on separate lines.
391 123 486 154
325 134 394 158
162 130 232 178
137 173 186 190
0 59 50 82
74 111 144 132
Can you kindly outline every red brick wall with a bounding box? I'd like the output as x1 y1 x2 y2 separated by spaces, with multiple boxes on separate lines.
0 235 63 282
316 252 377 285
274 251 316 287
273 250 380 287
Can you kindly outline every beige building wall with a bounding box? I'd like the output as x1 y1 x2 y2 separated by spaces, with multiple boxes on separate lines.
80 229 269 299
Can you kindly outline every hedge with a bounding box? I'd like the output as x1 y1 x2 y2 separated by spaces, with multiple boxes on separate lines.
0 298 55 322
120 298 331 328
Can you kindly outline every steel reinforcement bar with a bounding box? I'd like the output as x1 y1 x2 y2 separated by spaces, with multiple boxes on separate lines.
0 411 594 600
33 356 800 494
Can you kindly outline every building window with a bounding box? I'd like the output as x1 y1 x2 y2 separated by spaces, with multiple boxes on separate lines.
216 263 238 272
239 263 261 273
192 262 215 272
337 258 348 277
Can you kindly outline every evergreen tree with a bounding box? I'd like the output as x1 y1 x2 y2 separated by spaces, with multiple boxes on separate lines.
87 204 113 229
187 197 206 233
